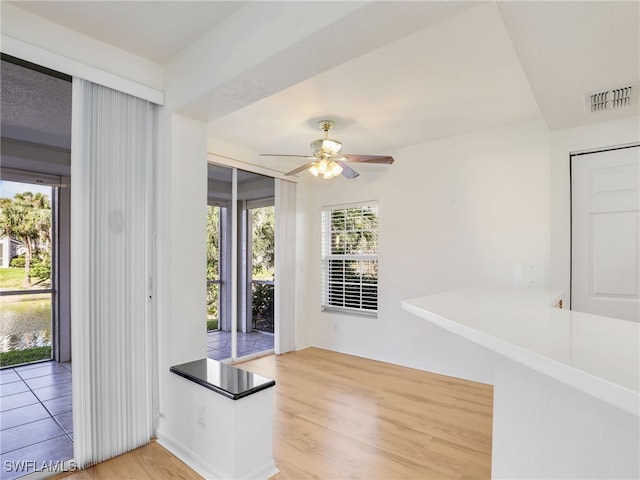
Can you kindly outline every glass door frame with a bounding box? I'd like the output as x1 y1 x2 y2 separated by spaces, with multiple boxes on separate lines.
0 168 70 364
207 161 278 363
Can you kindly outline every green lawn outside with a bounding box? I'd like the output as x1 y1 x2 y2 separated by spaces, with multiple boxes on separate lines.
0 346 51 368
0 267 26 289
0 267 48 290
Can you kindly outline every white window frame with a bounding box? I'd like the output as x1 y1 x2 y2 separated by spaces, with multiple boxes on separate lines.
321 201 378 317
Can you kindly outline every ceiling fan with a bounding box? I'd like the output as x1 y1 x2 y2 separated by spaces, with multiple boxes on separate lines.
260 120 394 179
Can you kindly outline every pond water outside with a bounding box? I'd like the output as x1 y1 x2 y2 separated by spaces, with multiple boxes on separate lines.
0 294 52 352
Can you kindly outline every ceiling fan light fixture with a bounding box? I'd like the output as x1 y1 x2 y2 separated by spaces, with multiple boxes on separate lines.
317 159 329 175
307 159 342 180
311 138 342 157
265 119 394 179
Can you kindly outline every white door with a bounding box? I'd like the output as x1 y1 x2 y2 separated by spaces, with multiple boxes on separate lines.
571 145 640 322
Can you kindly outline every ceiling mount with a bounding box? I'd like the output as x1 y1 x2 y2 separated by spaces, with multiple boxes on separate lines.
260 119 394 180
319 120 334 134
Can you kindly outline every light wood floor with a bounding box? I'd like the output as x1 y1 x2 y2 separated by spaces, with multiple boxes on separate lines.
241 348 493 480
56 348 493 479
51 441 202 480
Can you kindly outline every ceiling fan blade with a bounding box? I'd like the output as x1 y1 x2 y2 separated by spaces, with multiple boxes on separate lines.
338 161 360 179
285 162 316 176
260 153 314 159
342 154 395 164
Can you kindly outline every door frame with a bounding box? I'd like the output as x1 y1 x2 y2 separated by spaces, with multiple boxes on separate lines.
569 142 640 310
207 161 277 362
0 167 71 362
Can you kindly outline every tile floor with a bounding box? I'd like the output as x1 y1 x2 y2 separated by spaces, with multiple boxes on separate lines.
0 331 272 479
207 329 274 361
0 361 73 480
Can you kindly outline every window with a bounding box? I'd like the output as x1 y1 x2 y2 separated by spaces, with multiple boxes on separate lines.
321 202 378 316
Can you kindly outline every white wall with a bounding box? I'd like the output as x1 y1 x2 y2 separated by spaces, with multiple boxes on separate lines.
296 119 551 384
549 116 640 305
155 111 210 450
1 3 163 102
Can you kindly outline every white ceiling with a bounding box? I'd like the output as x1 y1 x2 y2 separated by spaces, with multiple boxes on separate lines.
2 1 639 172
9 1 248 64
499 1 640 131
206 2 542 157
1 60 71 149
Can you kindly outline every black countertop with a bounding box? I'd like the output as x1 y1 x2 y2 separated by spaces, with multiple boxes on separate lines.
170 358 275 400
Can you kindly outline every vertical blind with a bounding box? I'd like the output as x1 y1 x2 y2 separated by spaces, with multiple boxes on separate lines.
321 202 378 315
71 78 154 467
274 179 296 353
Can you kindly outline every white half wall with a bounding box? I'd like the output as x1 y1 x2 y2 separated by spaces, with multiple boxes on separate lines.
296 119 551 384
158 375 277 480
549 116 640 306
492 357 639 479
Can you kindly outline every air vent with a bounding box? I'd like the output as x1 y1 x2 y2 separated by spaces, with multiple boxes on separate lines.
586 85 632 112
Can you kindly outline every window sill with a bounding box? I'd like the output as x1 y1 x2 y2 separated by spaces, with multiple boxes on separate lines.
321 306 377 318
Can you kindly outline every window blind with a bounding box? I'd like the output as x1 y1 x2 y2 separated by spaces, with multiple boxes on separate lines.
71 78 154 468
321 202 378 316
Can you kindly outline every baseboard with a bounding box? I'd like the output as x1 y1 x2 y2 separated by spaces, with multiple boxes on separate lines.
243 459 279 480
311 343 494 386
157 430 278 480
157 429 227 480
292 344 312 352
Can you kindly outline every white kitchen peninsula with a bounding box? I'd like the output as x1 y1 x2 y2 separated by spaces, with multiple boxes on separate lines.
401 288 639 479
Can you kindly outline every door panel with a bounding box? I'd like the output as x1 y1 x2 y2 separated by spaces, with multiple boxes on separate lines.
591 211 638 296
571 145 640 321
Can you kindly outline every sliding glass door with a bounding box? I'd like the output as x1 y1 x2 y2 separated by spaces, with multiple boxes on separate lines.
206 163 275 362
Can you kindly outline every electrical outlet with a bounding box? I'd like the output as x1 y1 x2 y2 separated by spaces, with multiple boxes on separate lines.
197 403 206 426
